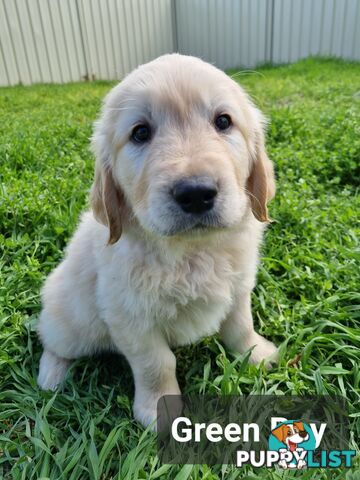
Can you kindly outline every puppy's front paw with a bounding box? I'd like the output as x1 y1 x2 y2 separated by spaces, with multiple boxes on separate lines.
133 398 158 430
134 392 183 430
38 350 69 391
247 333 278 367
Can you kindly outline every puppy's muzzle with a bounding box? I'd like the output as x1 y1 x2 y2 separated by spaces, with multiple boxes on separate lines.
172 176 218 214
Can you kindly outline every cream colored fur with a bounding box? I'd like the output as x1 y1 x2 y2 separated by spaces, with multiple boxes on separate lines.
37 54 278 428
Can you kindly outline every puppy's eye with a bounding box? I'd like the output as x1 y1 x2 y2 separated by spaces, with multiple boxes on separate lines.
131 124 151 143
214 114 232 131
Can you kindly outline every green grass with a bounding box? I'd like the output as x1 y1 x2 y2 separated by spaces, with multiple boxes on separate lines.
0 58 359 479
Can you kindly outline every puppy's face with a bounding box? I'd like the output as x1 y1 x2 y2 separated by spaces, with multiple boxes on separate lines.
91 54 275 242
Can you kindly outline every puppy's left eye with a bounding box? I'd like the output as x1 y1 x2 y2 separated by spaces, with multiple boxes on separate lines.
131 124 151 143
214 114 232 131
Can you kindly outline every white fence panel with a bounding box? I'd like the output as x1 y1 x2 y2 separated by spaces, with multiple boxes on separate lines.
175 0 271 69
0 0 359 86
0 0 173 86
272 0 360 63
174 0 359 68
0 0 19 85
68 0 174 81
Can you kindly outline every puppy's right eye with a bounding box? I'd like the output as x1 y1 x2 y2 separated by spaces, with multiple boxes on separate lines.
131 124 151 143
214 114 232 131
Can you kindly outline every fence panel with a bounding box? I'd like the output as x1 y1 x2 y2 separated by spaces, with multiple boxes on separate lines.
66 0 174 81
0 0 359 86
271 0 360 63
175 0 271 69
0 0 173 86
172 0 360 68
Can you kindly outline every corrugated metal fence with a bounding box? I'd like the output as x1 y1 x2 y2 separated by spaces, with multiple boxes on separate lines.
0 0 359 86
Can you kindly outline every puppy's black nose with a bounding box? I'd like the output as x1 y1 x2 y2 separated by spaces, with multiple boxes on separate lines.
299 431 308 438
172 177 218 214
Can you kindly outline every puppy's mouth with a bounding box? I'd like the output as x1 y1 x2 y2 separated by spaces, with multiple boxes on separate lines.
162 213 226 236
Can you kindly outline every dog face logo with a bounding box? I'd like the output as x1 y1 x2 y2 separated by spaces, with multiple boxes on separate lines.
268 420 315 469
271 421 309 452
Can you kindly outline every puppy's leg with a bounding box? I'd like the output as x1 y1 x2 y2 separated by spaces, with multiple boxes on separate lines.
38 350 70 391
113 329 181 429
37 308 77 391
220 291 278 365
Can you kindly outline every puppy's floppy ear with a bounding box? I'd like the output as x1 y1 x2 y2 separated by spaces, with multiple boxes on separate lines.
246 120 276 222
90 130 125 245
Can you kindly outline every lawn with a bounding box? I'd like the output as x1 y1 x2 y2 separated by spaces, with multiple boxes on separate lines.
0 58 359 479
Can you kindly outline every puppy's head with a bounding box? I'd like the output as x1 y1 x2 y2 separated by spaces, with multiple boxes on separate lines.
91 54 275 243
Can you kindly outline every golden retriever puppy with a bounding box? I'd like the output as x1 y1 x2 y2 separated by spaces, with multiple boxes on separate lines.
37 54 278 427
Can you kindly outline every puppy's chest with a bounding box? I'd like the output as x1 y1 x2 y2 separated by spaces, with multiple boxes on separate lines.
106 246 241 342
133 250 235 306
